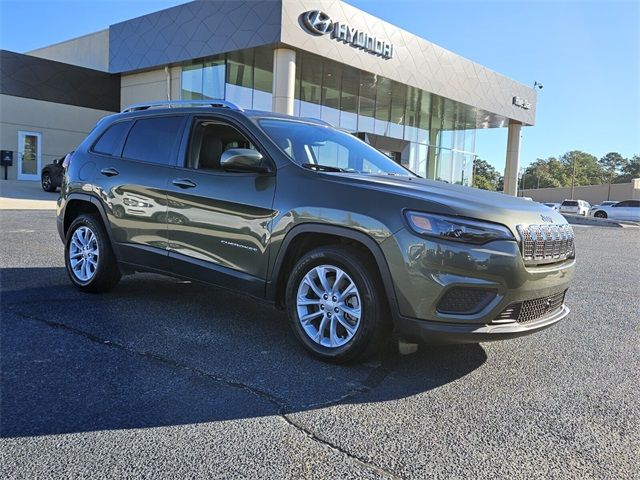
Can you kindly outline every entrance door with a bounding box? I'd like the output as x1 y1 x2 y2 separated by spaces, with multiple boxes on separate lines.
17 131 41 180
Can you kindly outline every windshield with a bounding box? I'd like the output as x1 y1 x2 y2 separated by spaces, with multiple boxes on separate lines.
259 119 414 176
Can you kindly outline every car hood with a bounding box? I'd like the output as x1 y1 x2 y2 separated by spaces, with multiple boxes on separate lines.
330 173 568 232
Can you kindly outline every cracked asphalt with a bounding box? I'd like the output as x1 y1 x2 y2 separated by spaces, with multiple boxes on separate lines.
1 210 638 479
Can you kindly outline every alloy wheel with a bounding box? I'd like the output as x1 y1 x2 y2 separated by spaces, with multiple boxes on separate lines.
68 226 99 282
296 264 362 348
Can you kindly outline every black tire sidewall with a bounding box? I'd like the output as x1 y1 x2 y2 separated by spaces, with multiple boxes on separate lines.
64 214 117 291
286 246 383 363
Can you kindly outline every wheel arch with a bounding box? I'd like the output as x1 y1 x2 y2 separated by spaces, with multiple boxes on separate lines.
63 193 113 243
267 224 399 319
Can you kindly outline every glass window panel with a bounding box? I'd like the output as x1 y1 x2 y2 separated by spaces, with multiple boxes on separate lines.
387 81 406 139
299 52 322 105
202 58 225 100
339 66 359 131
226 50 254 109
123 116 185 166
320 60 341 126
253 48 273 111
374 77 392 136
358 72 376 133
181 63 203 100
436 148 453 183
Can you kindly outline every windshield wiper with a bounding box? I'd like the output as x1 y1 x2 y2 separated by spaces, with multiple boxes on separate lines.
301 163 346 172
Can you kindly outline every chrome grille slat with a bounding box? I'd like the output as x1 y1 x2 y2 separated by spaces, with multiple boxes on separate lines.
516 223 575 265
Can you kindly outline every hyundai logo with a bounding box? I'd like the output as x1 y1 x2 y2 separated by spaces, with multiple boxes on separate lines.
302 10 333 35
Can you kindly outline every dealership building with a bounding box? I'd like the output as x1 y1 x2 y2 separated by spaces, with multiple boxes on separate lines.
0 0 537 194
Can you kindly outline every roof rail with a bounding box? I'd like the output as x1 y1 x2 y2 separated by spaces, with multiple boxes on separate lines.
121 100 243 113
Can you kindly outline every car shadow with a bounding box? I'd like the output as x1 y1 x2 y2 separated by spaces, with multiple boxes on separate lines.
1 267 487 438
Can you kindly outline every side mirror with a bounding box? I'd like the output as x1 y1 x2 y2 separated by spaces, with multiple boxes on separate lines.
220 148 269 173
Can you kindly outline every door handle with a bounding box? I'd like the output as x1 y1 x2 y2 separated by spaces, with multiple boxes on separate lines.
100 167 119 177
172 178 197 189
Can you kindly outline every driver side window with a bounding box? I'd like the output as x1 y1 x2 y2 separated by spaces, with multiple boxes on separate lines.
187 120 257 171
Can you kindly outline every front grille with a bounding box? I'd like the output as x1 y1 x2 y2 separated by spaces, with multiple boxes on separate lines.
437 287 497 315
516 224 575 265
494 290 567 324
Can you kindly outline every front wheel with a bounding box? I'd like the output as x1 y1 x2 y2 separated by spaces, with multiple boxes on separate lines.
65 214 121 292
594 210 608 218
286 246 390 363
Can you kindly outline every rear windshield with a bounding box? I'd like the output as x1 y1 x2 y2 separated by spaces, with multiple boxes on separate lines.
562 201 578 207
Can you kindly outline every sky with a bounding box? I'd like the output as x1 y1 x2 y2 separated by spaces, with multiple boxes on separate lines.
1 0 638 173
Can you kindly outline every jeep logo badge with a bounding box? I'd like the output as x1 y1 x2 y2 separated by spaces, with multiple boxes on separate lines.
540 214 553 223
302 10 333 35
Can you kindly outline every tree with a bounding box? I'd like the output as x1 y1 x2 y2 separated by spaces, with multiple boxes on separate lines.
560 151 606 187
614 155 640 183
599 152 627 199
472 158 500 191
522 158 563 189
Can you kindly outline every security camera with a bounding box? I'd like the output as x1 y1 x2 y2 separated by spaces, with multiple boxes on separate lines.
534 81 544 90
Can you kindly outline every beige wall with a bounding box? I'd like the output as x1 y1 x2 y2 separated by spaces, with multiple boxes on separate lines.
120 67 181 110
521 180 640 204
0 94 113 180
27 30 110 72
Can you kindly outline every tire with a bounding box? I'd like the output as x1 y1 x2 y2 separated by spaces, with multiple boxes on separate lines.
112 205 126 219
594 210 607 218
41 172 56 192
65 214 121 292
286 245 391 363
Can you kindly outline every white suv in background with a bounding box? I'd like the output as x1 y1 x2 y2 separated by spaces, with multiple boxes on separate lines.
559 199 590 216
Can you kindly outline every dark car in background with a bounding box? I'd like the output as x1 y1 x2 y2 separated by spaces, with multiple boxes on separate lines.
41 156 66 192
56 100 576 363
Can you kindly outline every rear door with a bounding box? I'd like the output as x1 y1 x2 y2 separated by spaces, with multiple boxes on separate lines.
91 114 188 265
610 200 640 220
164 115 277 294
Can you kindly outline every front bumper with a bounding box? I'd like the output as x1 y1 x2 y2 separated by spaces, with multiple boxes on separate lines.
394 305 570 344
380 227 575 343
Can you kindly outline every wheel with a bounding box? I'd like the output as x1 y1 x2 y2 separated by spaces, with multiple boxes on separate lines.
594 210 607 218
41 172 56 192
112 205 125 219
286 245 390 363
65 214 121 292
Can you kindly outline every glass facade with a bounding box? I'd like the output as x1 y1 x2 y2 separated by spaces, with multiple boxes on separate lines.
181 47 479 185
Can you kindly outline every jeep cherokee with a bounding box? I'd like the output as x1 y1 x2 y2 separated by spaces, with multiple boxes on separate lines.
57 100 575 363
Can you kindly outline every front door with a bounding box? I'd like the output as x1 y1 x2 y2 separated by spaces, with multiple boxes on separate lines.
17 131 41 180
165 116 276 291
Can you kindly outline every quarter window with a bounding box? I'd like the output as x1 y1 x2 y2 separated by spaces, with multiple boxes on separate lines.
92 121 132 156
122 116 185 165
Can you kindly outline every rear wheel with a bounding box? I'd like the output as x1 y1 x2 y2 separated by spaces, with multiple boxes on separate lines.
286 245 390 363
41 172 55 192
594 210 607 218
65 214 121 292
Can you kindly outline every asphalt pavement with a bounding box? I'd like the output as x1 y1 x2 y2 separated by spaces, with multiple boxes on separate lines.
1 210 638 479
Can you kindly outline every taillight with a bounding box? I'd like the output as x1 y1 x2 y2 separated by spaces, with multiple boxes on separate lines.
62 151 73 169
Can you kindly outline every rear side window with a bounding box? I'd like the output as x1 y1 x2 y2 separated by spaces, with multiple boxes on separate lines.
562 201 578 207
122 116 185 165
92 121 132 156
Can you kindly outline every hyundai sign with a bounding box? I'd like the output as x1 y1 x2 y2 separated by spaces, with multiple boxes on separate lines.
302 10 394 59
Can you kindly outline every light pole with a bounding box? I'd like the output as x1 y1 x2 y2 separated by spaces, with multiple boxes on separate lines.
570 156 577 200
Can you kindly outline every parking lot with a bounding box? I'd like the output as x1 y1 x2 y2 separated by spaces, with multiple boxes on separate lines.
1 207 638 479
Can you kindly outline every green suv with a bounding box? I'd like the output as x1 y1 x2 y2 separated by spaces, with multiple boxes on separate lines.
57 100 575 363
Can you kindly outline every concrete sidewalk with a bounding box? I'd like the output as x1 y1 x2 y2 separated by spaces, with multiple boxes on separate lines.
0 180 58 210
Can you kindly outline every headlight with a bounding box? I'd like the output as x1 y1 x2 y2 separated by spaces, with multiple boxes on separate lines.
404 211 514 245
